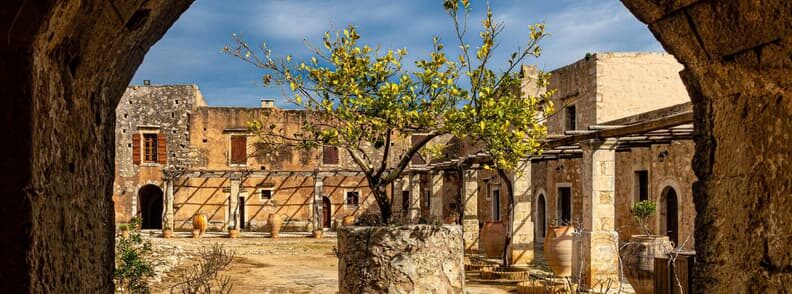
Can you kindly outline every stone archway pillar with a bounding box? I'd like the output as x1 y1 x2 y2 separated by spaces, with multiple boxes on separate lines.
163 179 175 230
576 139 620 289
391 179 403 218
228 175 241 229
313 176 324 230
430 171 444 220
408 174 422 223
509 160 534 265
462 169 479 253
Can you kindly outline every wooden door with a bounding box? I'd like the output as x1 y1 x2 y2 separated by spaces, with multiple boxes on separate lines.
666 188 679 245
322 197 331 228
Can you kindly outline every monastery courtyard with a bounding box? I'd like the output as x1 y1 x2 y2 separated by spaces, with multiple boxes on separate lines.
146 233 524 294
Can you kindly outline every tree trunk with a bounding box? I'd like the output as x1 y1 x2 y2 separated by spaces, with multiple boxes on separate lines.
497 168 515 267
371 184 392 225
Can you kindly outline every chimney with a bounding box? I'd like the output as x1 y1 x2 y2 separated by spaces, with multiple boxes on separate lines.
261 99 276 109
143 80 151 86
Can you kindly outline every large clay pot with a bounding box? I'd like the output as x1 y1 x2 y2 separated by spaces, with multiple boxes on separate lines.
481 221 507 258
268 213 283 238
192 214 208 236
543 226 574 277
228 229 240 239
342 215 356 226
162 228 173 239
621 235 673 294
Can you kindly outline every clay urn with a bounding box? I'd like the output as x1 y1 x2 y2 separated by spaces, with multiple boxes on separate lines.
268 213 283 238
342 215 356 226
543 225 574 277
621 235 673 294
192 214 208 236
481 221 507 258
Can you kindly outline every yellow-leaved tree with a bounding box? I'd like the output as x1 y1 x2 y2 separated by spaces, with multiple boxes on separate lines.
225 0 554 234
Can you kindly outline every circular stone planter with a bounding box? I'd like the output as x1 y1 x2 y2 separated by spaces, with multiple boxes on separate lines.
480 266 531 282
337 225 464 293
464 257 497 272
517 278 577 294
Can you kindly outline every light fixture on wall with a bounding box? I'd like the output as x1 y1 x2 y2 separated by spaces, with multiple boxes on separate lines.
657 150 669 162
555 165 564 173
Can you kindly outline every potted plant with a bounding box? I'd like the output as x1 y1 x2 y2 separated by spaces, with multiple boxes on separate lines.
312 228 324 239
119 224 130 238
228 225 240 239
621 200 673 294
162 224 173 239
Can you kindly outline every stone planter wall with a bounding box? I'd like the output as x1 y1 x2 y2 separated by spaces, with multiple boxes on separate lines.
337 225 464 293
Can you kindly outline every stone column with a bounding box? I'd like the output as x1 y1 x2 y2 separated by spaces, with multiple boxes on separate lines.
391 179 403 219
430 171 444 220
462 169 479 253
314 176 324 230
576 139 620 289
509 160 534 265
164 179 175 230
408 174 422 223
229 175 241 229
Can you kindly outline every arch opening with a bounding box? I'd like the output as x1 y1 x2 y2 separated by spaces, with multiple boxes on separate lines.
537 193 546 242
138 184 164 230
660 186 679 246
322 196 332 228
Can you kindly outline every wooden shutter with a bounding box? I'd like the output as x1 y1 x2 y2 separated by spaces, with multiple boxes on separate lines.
231 136 247 164
322 146 338 165
157 135 167 164
410 135 426 164
132 133 141 165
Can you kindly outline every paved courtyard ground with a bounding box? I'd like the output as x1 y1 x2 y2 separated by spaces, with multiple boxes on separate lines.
145 231 516 293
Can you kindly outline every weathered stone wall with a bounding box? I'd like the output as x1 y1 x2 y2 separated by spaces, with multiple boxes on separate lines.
529 158 585 228
337 225 464 293
614 141 697 250
595 52 689 123
114 84 202 221
545 57 598 134
622 1 792 291
0 0 193 292
172 175 374 231
545 53 689 135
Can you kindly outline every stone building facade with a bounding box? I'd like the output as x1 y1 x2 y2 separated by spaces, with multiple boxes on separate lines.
414 52 698 288
113 84 382 232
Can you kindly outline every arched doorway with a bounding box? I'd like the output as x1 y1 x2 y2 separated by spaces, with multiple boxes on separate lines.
537 194 546 242
322 196 332 228
661 186 679 246
138 185 163 230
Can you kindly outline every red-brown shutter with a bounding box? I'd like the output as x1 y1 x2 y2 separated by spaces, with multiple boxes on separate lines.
157 135 167 164
231 136 247 164
410 135 426 164
323 146 338 165
132 133 141 165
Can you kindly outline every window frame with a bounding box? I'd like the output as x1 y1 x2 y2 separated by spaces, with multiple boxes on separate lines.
228 134 248 166
322 146 340 166
634 170 650 203
259 188 274 201
345 190 360 208
565 105 577 131
142 133 158 163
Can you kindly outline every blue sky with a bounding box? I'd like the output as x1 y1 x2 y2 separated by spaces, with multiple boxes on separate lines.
131 0 663 107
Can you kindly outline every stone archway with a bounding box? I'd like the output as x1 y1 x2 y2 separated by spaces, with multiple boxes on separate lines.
1 1 789 292
138 185 163 230
659 186 679 246
536 193 547 243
